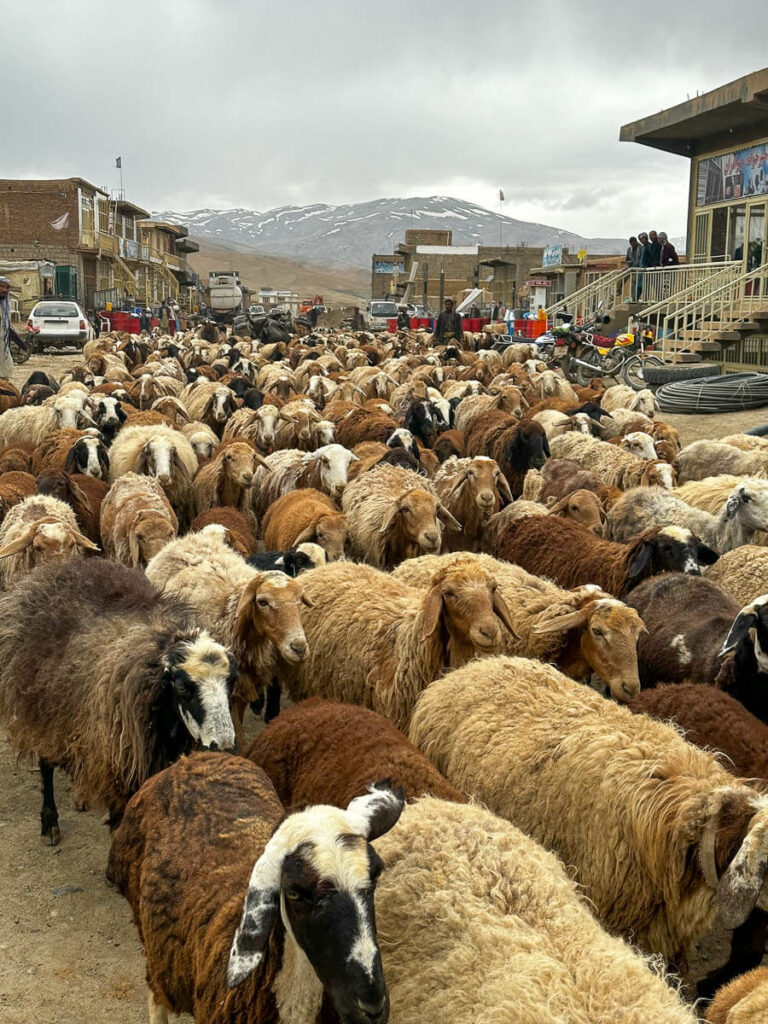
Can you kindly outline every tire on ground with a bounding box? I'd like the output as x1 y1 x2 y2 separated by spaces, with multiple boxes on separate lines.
643 363 721 385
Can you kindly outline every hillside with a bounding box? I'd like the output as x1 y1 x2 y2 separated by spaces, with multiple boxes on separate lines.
155 195 628 269
187 240 370 307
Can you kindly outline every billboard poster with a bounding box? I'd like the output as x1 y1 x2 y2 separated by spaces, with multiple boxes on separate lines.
542 244 562 267
373 260 405 274
696 141 768 206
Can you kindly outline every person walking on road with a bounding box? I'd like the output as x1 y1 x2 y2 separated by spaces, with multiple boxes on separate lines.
433 298 464 345
0 277 25 379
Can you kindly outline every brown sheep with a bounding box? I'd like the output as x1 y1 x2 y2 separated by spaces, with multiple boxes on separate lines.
495 516 717 598
464 410 550 497
35 472 110 544
190 507 257 557
707 966 768 1023
191 441 267 526
100 474 179 567
527 458 623 511
432 456 513 552
0 379 21 413
0 471 37 525
0 441 35 474
247 698 465 806
107 753 402 1024
545 488 605 534
262 489 347 561
334 406 400 449
433 429 465 463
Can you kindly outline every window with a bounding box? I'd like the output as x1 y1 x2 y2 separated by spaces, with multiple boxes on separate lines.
33 302 79 317
369 301 398 317
727 205 746 260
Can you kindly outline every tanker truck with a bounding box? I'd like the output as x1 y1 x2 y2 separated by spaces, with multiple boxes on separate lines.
205 270 247 323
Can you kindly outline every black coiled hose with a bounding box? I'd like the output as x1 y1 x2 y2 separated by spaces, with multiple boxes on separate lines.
655 373 768 414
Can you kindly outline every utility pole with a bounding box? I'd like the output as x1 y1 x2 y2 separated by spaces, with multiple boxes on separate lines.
439 266 445 312
498 188 504 248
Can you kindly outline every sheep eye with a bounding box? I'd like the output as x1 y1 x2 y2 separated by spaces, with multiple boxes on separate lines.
592 628 605 638
257 598 270 609
285 889 302 902
445 590 456 599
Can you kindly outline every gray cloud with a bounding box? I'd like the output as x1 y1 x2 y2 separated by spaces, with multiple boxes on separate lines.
2 0 768 239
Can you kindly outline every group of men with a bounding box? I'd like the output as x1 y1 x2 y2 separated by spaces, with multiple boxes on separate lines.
625 230 679 300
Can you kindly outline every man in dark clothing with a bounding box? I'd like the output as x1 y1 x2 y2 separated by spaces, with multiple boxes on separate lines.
643 231 661 268
350 306 366 330
397 306 410 330
658 232 679 266
433 298 464 344
308 305 321 327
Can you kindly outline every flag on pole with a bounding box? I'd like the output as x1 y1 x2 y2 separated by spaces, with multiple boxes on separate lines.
116 157 122 169
499 188 505 201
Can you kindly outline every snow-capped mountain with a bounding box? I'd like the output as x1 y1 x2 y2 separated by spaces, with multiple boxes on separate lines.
152 196 627 268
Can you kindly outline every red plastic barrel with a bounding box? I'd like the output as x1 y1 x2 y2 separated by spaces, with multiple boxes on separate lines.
128 314 141 335
410 317 419 329
419 318 431 329
386 318 398 334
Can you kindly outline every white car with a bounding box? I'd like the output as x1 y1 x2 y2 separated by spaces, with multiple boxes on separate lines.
366 300 399 331
27 300 94 347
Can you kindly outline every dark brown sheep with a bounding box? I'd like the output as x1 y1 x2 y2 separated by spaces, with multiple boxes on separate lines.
107 753 403 1024
246 698 465 807
35 471 110 544
0 379 21 414
464 410 550 497
0 560 237 843
495 516 717 598
626 575 740 688
433 429 465 463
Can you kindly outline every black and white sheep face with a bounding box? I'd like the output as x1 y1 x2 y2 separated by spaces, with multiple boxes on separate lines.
630 526 718 581
721 595 768 673
228 783 405 1024
163 633 237 751
67 436 108 478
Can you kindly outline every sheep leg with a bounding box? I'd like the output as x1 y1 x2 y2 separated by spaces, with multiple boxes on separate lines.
231 696 248 750
696 907 768 1000
147 990 169 1024
39 759 60 846
264 680 282 723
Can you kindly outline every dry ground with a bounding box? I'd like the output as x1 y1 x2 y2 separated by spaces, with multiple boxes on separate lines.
2 354 768 1021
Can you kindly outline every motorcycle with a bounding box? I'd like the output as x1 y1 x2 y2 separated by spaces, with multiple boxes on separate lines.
549 309 662 391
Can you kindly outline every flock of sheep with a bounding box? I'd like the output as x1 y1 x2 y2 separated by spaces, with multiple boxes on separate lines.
2 323 768 1022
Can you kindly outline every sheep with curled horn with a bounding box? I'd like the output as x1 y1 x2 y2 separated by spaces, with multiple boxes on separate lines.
108 755 404 1024
0 560 237 844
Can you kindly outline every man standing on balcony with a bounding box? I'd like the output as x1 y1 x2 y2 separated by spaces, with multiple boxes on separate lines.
633 234 649 300
659 232 679 266
0 277 25 379
644 231 661 268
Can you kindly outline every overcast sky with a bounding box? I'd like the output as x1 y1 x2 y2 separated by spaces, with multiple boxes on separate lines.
3 0 768 238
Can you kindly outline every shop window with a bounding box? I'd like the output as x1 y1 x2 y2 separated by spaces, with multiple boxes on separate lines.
710 209 727 260
727 205 746 260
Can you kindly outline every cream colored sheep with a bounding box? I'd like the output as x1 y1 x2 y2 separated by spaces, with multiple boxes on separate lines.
677 441 768 483
278 559 515 730
705 545 768 606
341 463 458 568
601 384 658 416
550 432 674 489
392 551 644 701
409 654 768 965
250 444 359 520
595 407 656 440
0 494 98 587
108 423 198 525
375 797 697 1024
99 473 178 567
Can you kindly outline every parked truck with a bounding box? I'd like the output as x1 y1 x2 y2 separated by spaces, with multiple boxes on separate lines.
205 270 247 323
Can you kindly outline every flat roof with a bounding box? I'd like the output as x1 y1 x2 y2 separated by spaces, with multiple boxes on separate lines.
137 219 186 237
115 199 149 217
620 66 768 156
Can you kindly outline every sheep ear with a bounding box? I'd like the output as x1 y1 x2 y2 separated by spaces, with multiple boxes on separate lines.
437 504 462 532
99 447 110 473
293 525 316 545
379 501 402 535
720 609 757 657
135 443 152 476
532 607 589 635
496 474 514 507
492 589 518 639
234 578 260 638
542 434 551 459
421 585 444 640
0 524 38 557
300 591 314 607
129 518 143 566
346 780 405 841
697 542 719 566
64 447 79 474
274 556 284 566
548 496 569 516
725 490 747 521
172 448 191 483
227 828 290 989
627 540 654 581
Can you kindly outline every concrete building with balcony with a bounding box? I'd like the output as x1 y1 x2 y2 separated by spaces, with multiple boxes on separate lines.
372 229 545 311
0 177 198 313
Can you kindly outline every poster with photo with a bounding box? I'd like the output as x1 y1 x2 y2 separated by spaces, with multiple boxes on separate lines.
696 141 768 206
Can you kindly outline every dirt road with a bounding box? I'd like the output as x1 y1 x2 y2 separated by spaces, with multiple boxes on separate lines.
1 354 767 1019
